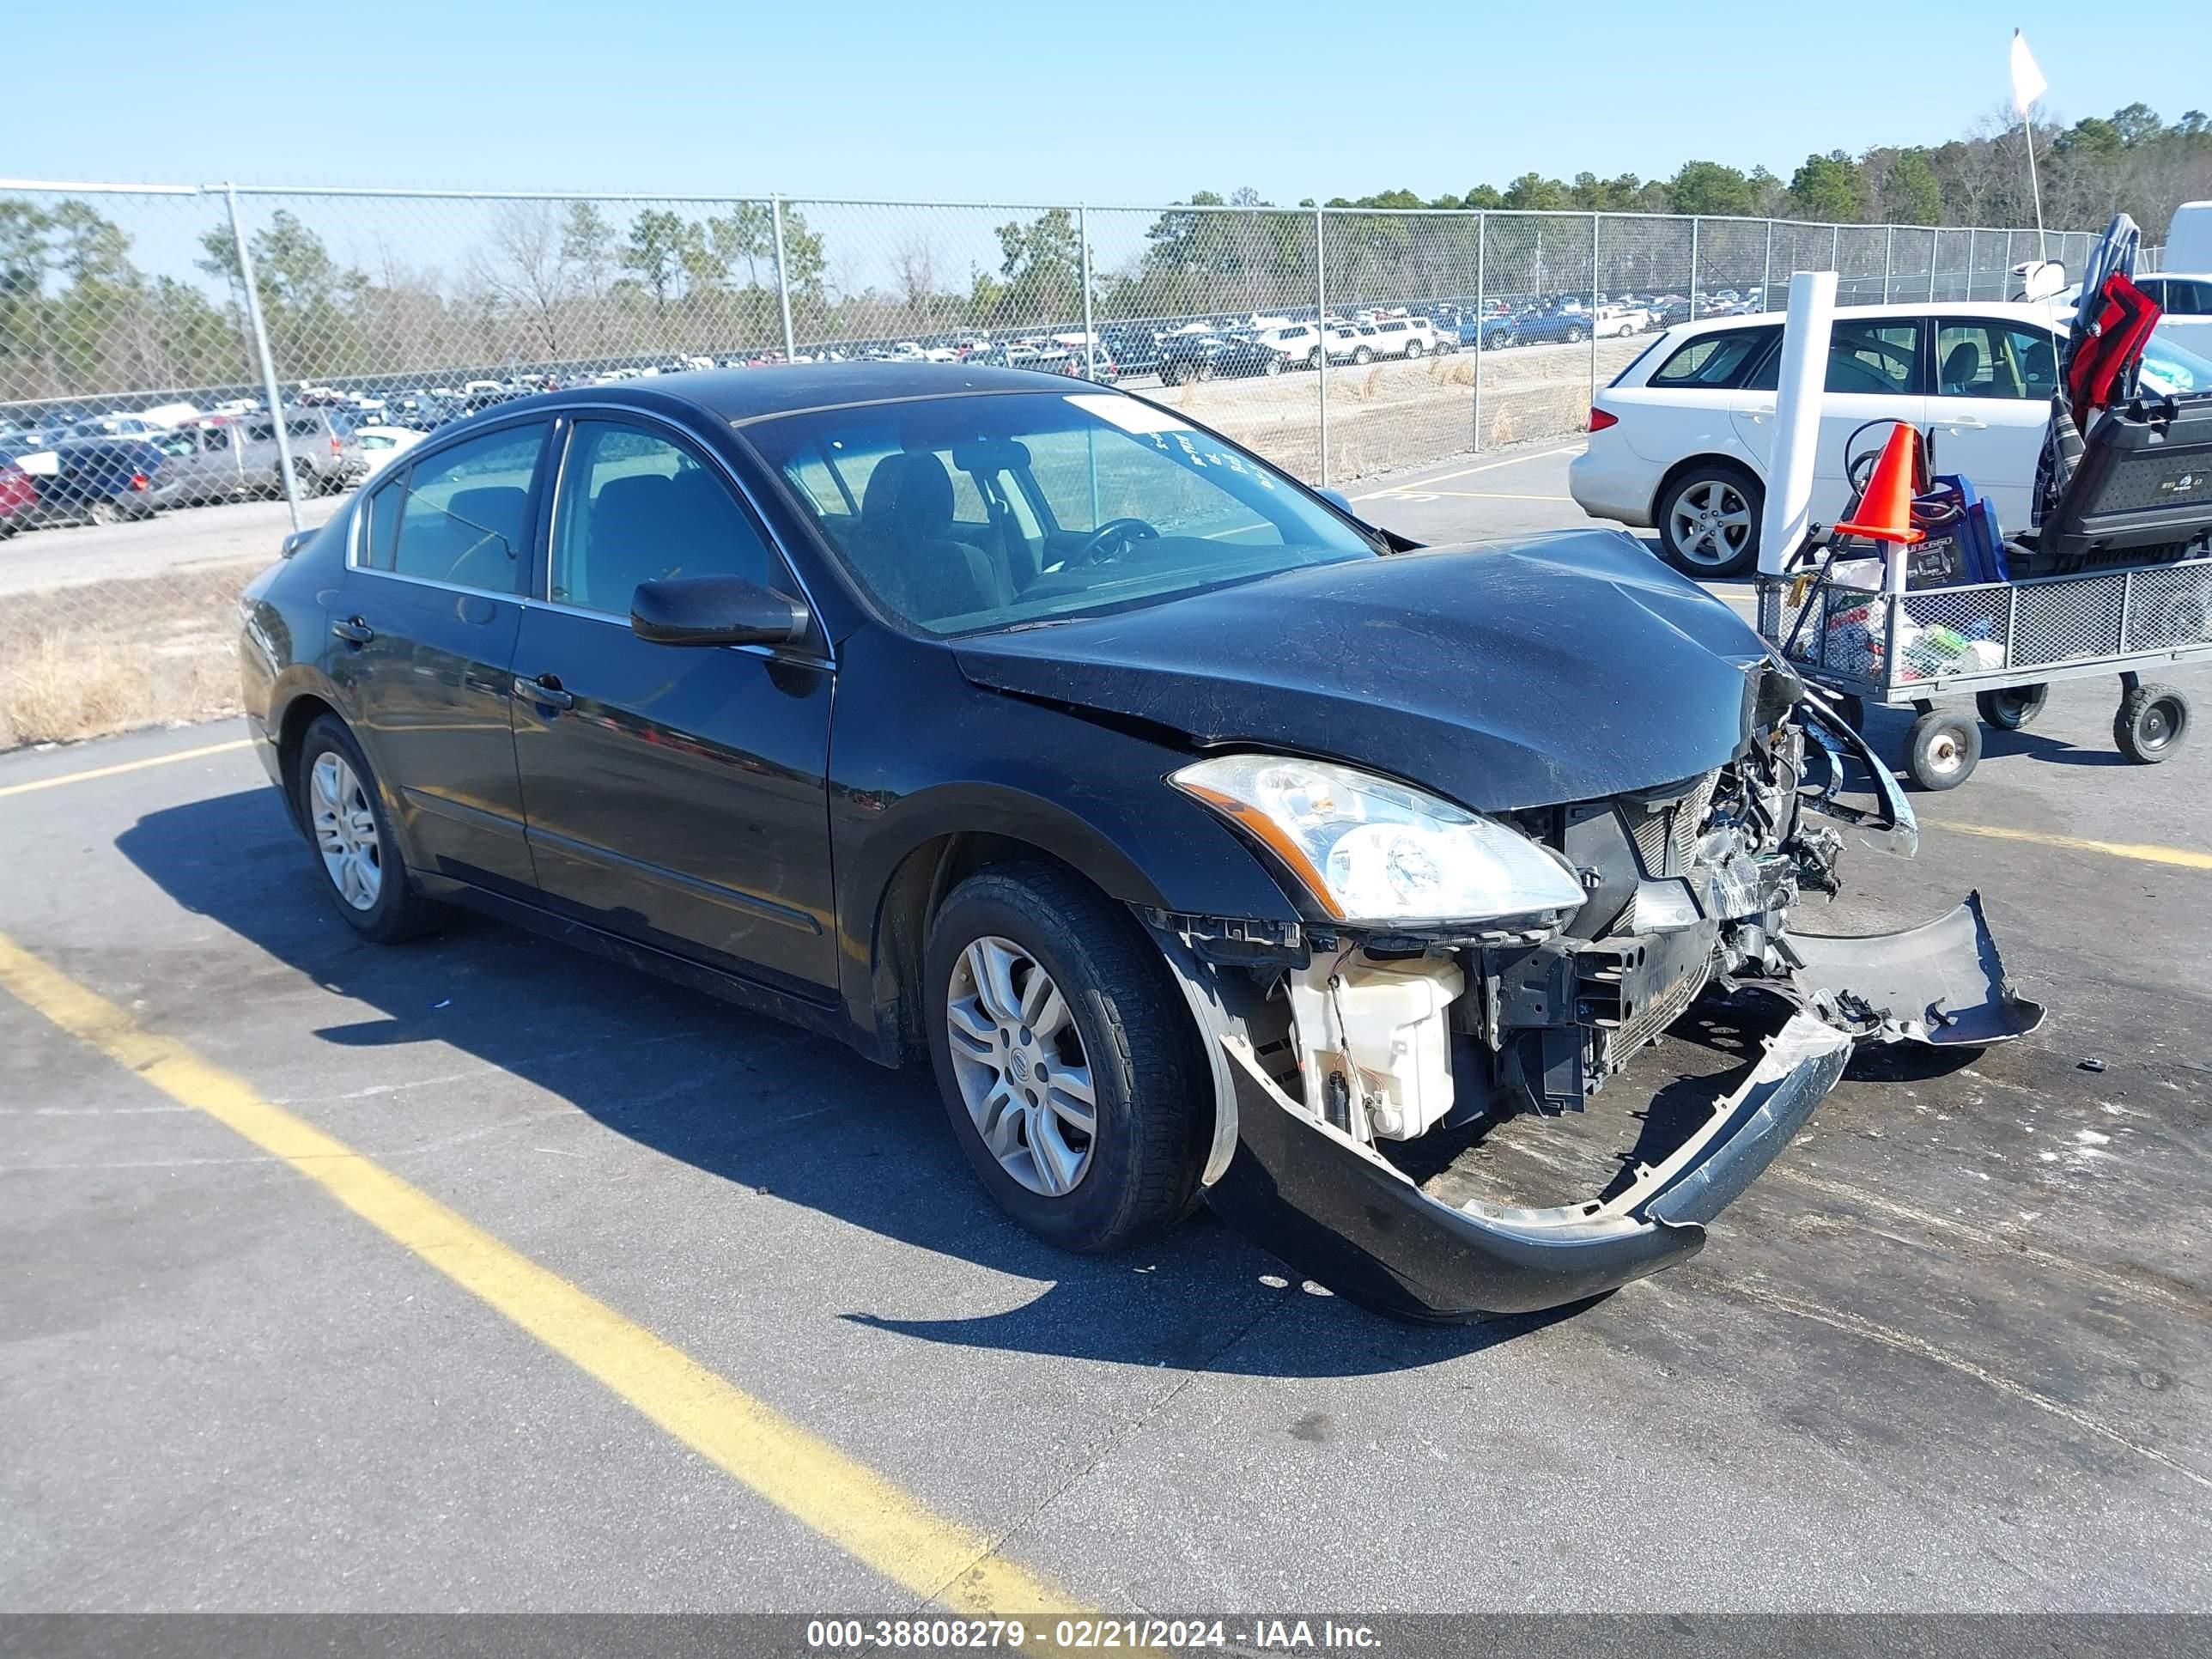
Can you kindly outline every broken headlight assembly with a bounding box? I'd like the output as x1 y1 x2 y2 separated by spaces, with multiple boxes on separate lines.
1169 755 1586 926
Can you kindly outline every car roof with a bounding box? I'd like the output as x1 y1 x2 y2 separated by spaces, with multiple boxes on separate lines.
1659 300 2065 340
484 362 1109 428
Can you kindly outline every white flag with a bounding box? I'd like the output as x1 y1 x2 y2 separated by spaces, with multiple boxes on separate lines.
2010 29 2047 115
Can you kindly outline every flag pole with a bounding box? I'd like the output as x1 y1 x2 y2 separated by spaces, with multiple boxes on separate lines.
2011 27 2049 263
2021 109 2047 263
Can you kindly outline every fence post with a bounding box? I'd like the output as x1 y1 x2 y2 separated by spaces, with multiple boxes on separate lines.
1830 222 1840 278
1882 225 1894 303
1929 229 1937 301
1472 212 1485 454
1688 216 1699 319
1761 220 1773 312
1966 228 1977 301
770 195 798 362
225 183 301 533
1589 213 1600 409
1079 203 1097 383
1315 204 1328 488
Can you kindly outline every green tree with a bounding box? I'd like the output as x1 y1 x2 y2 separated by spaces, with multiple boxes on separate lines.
561 201 617 298
1789 150 1869 222
1880 150 1944 225
1664 161 1760 216
620 209 688 309
992 208 1082 324
1501 172 1570 210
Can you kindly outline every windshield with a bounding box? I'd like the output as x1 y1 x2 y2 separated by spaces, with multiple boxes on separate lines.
2141 330 2212 398
747 390 1377 635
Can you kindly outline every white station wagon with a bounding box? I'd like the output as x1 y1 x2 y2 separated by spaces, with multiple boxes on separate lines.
1570 301 2071 577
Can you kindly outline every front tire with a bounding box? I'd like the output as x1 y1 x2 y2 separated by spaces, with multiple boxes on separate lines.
2115 684 2188 763
1905 708 1982 790
293 716 446 943
1405 340 1425 359
1657 462 1762 579
926 863 1206 1255
1564 325 1587 344
1352 346 1373 365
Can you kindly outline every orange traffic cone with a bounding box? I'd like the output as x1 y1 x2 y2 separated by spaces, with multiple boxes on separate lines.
1832 422 1925 544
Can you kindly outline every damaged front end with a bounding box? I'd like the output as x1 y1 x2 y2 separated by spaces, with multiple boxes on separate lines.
1147 683 2045 1322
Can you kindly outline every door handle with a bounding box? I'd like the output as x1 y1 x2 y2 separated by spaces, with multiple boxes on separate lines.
1742 411 1771 423
331 616 373 645
514 673 574 711
1942 417 1989 431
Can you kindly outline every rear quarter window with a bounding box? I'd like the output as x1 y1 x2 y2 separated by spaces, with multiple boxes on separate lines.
1648 328 1778 390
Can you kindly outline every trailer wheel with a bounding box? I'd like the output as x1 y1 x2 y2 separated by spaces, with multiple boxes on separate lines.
2114 684 2188 764
1976 684 2048 731
1905 709 1981 790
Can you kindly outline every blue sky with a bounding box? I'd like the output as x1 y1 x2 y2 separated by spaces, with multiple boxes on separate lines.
5 1 2202 200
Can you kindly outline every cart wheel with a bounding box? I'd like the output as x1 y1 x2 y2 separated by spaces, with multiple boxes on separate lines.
1905 709 1982 791
1976 684 2049 731
2114 683 2189 764
1836 693 1865 732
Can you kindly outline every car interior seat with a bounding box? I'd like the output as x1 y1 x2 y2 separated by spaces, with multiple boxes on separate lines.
432 484 530 590
854 452 1008 622
1940 338 1986 397
573 468 760 611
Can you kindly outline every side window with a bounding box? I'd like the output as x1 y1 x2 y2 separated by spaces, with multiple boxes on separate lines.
288 417 320 441
367 422 545 592
551 420 782 615
2168 280 2212 316
1935 322 2059 400
1826 320 1920 396
204 426 230 451
1651 328 1775 390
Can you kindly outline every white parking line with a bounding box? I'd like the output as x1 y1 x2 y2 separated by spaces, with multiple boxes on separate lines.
1352 444 1585 501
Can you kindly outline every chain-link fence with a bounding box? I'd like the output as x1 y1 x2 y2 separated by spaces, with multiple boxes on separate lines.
0 179 2095 748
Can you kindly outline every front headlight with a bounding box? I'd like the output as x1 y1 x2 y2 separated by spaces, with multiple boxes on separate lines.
1170 754 1586 925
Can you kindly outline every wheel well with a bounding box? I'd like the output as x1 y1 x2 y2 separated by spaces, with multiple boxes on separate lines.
1650 453 1763 528
273 692 338 827
868 832 1135 1066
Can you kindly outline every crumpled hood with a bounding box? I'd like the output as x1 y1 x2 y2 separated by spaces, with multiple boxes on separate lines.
953 528 1771 811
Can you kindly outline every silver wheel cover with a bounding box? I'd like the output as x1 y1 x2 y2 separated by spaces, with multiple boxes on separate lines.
309 751 384 911
1669 477 1753 568
945 935 1097 1197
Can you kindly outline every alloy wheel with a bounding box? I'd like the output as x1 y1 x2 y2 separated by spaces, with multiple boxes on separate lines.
945 935 1097 1198
1669 478 1753 569
310 751 384 911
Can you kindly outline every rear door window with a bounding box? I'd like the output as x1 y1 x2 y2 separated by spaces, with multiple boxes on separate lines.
1649 328 1777 389
1934 321 2060 399
360 422 547 592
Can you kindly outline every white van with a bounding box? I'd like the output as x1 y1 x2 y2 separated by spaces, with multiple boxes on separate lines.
2162 202 2212 273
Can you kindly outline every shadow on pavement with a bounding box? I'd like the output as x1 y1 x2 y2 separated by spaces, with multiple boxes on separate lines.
118 787 1569 1378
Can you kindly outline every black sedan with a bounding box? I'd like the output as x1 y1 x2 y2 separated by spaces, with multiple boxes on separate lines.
238 363 2040 1320
1157 332 1287 386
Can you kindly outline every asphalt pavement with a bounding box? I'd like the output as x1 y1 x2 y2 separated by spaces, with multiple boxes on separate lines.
2 447 2208 1617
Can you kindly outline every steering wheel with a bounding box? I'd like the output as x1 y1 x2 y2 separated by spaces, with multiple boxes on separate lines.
1067 516 1161 566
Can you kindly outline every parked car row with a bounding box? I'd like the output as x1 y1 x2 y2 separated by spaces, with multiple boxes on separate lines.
0 407 369 537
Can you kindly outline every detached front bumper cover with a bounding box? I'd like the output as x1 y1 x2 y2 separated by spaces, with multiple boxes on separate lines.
1205 1012 1850 1322
1200 891 2043 1322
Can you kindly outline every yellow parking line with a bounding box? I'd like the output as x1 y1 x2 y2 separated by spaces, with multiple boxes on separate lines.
0 738 252 799
0 931 1082 1618
1938 821 2212 872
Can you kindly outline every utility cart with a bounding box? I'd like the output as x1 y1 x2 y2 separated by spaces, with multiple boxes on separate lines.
1758 376 2212 791
1758 556 2211 789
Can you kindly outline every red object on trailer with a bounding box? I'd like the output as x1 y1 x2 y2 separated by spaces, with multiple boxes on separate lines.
1830 422 1927 545
2065 272 2162 427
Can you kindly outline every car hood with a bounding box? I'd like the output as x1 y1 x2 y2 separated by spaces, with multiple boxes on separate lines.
951 528 1772 811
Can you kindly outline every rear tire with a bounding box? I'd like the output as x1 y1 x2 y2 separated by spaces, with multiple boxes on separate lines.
2114 684 2188 763
1405 340 1425 359
1564 325 1587 344
1656 462 1762 579
86 499 124 526
1976 684 2048 731
925 862 1206 1255
1352 346 1373 365
292 715 447 943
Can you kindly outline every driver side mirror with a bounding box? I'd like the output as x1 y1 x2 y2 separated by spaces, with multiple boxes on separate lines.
630 574 810 647
1317 487 1358 519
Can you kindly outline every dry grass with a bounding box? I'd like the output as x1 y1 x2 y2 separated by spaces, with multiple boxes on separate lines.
0 563 253 750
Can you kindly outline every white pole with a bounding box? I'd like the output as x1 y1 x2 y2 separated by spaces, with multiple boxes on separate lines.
1757 270 1838 578
2021 118 2048 263
226 183 301 533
